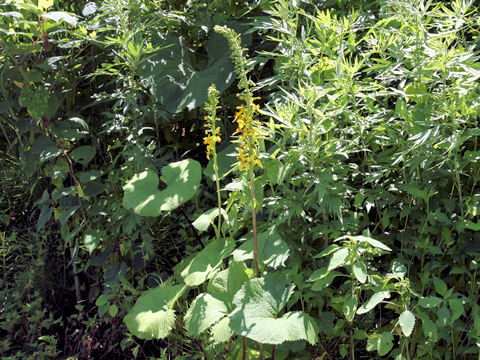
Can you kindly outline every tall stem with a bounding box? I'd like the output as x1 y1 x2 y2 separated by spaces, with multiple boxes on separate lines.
213 152 222 238
249 168 259 275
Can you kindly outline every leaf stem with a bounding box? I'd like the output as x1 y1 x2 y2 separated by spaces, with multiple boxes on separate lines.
250 168 259 275
213 151 222 238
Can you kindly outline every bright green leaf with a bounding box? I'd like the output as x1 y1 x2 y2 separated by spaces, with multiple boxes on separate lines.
192 208 226 233
357 291 389 314
399 310 415 337
124 284 187 340
353 260 367 283
123 159 201 216
181 237 235 286
327 247 349 271
229 274 318 345
70 145 96 166
184 293 228 337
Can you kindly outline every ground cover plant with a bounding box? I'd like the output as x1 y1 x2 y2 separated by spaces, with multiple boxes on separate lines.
1 0 480 359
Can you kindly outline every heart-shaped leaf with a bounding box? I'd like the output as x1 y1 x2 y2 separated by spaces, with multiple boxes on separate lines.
184 293 228 337
124 284 187 340
229 273 319 345
123 159 201 216
180 237 235 286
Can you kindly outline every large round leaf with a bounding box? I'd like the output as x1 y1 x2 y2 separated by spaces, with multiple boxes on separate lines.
180 237 235 286
124 284 187 340
184 293 228 337
123 159 201 216
229 274 319 345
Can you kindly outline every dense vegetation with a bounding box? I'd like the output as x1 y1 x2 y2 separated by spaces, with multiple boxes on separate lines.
2 0 480 359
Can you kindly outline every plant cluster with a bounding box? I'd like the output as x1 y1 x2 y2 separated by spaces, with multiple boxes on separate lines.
1 0 480 359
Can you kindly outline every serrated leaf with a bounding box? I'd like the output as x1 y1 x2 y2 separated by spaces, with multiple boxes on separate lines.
181 237 234 286
378 332 394 356
184 293 228 337
211 316 232 343
207 261 249 310
433 277 448 297
357 291 389 314
124 284 187 340
416 310 438 341
229 274 318 345
327 247 349 271
418 296 442 308
353 260 367 283
123 159 201 216
399 310 415 337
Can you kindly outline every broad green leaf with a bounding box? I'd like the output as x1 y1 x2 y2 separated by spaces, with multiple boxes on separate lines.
138 32 234 113
353 260 367 283
77 170 103 183
416 310 438 341
327 247 349 271
204 143 237 181
399 310 415 337
229 274 318 344
390 260 407 277
184 293 228 337
19 87 50 121
232 228 290 269
436 306 451 327
109 304 118 317
311 271 339 291
378 332 394 356
368 332 394 356
211 316 232 343
181 237 234 286
83 229 100 254
124 284 187 340
418 296 442 308
208 261 249 310
354 235 392 252
192 208 226 233
38 0 54 10
433 277 448 297
395 98 408 119
42 11 78 25
449 298 465 322
36 206 52 231
308 267 330 282
123 159 201 216
70 145 96 166
343 295 357 322
357 291 390 314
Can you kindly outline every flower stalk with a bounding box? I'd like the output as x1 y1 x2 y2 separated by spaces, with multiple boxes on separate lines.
204 84 222 238
215 25 264 276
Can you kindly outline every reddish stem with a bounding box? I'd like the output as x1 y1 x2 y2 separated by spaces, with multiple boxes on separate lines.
249 171 259 275
242 336 247 360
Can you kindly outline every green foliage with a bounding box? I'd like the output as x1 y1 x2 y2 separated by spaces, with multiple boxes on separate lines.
122 159 202 216
2 0 480 358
